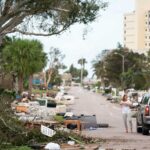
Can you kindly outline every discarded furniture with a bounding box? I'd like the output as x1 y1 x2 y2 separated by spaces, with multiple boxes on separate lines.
36 98 57 107
65 115 98 130
64 120 81 131
16 106 28 113
78 115 98 129
25 120 59 129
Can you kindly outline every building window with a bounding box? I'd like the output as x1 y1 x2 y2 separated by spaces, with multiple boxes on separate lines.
145 36 147 39
146 21 148 24
145 43 147 46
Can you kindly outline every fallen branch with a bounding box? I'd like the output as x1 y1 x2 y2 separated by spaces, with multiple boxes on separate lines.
69 136 84 145
0 116 16 132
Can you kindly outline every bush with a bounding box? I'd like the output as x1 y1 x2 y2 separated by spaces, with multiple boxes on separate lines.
10 146 32 150
1 146 32 150
104 88 111 94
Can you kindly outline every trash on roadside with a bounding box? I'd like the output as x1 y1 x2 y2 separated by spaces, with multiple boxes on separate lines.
67 140 75 145
44 142 61 150
64 112 73 117
41 125 56 137
98 123 109 128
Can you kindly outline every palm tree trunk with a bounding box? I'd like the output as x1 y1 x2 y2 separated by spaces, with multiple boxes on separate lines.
28 75 33 95
18 74 24 93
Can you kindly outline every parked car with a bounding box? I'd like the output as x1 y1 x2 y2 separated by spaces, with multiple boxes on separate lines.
106 93 113 100
136 93 150 135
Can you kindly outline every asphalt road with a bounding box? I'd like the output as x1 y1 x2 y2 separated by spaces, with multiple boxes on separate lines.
68 86 150 150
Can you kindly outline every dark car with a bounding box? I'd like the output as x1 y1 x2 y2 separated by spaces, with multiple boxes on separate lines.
136 93 150 135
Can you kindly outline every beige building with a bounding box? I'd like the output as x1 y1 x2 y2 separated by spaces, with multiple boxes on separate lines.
124 0 150 53
61 73 72 86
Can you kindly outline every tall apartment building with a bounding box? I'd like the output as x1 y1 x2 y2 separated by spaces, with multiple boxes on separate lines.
124 0 150 53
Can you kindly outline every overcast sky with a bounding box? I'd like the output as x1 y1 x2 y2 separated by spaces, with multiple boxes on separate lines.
21 0 135 77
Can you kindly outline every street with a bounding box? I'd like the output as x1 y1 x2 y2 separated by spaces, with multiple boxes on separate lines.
68 86 150 150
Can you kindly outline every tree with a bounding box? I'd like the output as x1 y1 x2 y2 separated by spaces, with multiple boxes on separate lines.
49 69 62 86
0 0 107 44
66 64 88 82
67 64 79 79
92 50 109 87
2 38 47 92
45 47 65 88
92 46 149 90
0 36 12 83
78 58 87 84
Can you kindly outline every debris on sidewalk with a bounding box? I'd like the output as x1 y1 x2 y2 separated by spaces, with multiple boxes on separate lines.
44 142 61 150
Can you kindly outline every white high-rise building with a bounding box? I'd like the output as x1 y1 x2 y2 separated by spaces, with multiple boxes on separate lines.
124 0 150 53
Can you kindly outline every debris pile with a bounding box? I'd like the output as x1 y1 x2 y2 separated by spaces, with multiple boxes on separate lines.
10 86 107 149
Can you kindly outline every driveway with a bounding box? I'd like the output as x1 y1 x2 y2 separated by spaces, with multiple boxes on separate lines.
68 86 150 150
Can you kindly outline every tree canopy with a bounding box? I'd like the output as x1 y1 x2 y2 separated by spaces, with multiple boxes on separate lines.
44 47 65 88
92 47 150 90
66 64 88 82
2 38 47 92
0 0 107 41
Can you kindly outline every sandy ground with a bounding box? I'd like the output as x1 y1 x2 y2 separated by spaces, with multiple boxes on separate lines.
67 86 150 150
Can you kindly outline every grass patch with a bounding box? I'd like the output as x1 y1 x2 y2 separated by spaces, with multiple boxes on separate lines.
2 146 32 150
32 89 58 95
53 115 64 123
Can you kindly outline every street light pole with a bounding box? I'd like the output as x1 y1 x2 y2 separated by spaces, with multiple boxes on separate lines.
114 53 125 88
122 55 125 74
114 53 125 74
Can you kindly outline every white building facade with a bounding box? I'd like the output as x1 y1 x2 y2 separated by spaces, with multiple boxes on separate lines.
124 0 150 54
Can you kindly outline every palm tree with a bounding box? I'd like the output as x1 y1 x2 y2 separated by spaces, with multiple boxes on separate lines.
92 60 105 86
26 40 47 93
2 38 47 93
78 58 87 84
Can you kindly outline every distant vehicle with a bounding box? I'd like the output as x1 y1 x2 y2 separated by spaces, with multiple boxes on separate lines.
136 93 150 135
106 94 113 100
